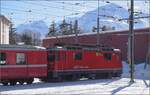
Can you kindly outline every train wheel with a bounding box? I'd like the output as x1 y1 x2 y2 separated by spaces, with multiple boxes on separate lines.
26 79 34 84
40 78 48 82
19 81 24 85
115 73 121 77
10 81 16 86
72 75 78 81
65 75 72 81
107 73 112 79
2 82 8 86
95 74 101 79
89 74 96 80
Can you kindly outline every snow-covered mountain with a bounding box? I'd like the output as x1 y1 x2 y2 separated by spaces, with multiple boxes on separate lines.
16 20 48 38
16 3 149 36
65 3 148 32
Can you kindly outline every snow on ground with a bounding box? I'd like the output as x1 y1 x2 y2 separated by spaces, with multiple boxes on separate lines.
122 62 150 80
0 62 150 94
0 78 149 94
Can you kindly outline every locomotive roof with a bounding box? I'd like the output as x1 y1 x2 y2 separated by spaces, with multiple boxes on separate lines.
0 44 46 51
48 44 120 52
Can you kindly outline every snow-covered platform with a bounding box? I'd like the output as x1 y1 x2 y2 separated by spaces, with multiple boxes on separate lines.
0 62 150 94
0 78 149 94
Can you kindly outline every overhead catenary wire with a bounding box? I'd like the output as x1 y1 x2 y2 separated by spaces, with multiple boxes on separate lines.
21 1 103 15
1 0 149 30
1 6 82 23
21 1 82 13
1 0 83 21
3 6 149 20
16 1 85 18
52 1 96 9
1 7 57 16
2 0 149 21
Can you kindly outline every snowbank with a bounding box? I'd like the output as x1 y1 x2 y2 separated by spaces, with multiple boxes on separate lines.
122 61 150 79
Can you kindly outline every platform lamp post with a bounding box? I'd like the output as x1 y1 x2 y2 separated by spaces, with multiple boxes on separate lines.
128 0 135 83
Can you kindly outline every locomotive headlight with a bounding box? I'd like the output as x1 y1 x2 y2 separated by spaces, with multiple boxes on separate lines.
113 49 120 52
56 46 63 49
96 52 102 56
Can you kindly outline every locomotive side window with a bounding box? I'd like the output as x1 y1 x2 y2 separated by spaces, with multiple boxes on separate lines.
16 53 26 64
104 53 112 61
0 53 6 65
74 52 82 60
55 51 60 61
48 54 55 62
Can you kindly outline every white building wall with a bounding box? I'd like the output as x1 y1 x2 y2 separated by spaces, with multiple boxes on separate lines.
0 16 10 44
6 24 9 44
0 20 2 44
0 21 1 44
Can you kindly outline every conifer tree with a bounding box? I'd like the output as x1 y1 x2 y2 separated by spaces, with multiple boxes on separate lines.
59 19 69 35
69 21 73 34
9 23 17 45
73 20 79 34
47 21 56 37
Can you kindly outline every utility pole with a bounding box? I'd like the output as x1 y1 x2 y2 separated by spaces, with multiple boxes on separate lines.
74 20 78 44
128 0 134 83
145 0 150 68
97 0 100 46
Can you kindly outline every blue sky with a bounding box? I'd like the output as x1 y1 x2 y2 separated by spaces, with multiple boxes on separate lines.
1 0 149 27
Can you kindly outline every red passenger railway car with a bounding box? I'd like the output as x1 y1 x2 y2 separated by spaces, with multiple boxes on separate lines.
0 44 122 86
0 45 47 85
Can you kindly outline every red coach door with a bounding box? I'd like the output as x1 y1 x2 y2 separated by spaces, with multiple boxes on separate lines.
14 53 28 78
0 52 8 79
5 52 27 79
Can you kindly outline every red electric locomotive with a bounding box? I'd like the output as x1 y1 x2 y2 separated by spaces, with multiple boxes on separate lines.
0 44 122 86
43 44 122 81
0 45 47 85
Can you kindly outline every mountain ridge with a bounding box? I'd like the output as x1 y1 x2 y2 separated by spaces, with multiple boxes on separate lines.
16 3 149 37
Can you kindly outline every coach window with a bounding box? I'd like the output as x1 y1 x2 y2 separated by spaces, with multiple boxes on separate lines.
0 53 6 65
74 52 82 60
16 53 26 65
104 53 112 61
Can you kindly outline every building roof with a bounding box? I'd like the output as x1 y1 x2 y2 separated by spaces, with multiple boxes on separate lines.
0 15 11 24
0 44 46 51
43 27 150 40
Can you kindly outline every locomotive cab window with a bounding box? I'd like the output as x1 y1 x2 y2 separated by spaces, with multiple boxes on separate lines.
48 54 55 62
104 53 112 61
0 53 6 65
16 53 26 64
74 52 82 60
55 52 60 61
